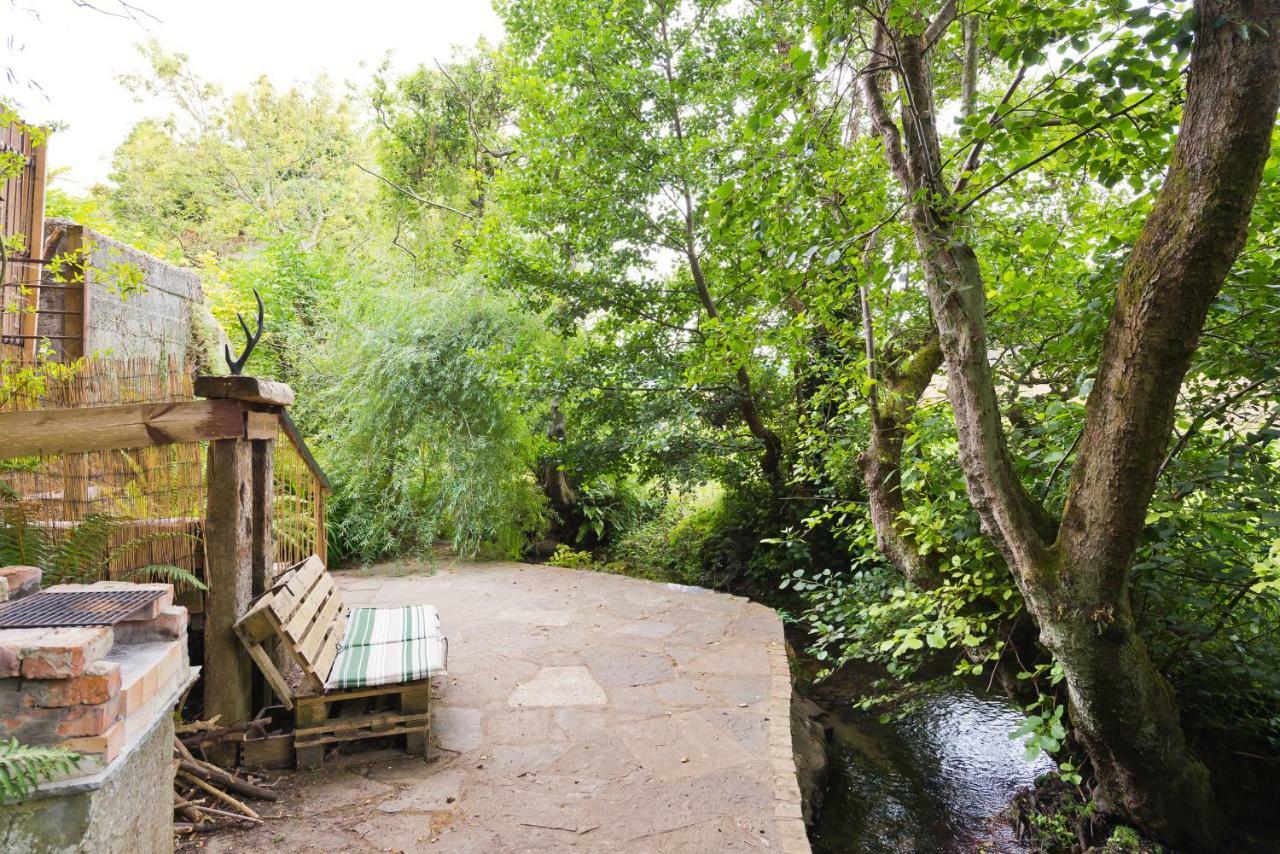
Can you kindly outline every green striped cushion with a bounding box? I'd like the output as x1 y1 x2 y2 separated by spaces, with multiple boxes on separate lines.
325 634 447 690
340 606 441 648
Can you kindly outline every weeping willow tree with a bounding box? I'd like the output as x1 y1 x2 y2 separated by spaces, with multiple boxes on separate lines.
307 281 553 562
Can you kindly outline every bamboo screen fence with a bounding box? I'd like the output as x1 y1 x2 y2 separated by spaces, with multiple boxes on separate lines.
273 423 327 569
0 356 205 584
0 355 329 588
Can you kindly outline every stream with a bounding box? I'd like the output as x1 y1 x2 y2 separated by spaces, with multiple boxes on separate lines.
809 684 1055 853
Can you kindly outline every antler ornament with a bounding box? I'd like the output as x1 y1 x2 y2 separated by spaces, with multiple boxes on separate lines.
224 289 264 375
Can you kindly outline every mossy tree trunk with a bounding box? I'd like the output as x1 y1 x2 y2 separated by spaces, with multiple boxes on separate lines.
861 1 1280 847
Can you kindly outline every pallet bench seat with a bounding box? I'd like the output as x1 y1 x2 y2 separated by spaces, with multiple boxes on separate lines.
233 556 448 768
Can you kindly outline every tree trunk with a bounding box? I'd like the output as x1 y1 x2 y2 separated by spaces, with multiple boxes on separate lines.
857 331 945 588
863 2 1280 847
1048 3 1280 843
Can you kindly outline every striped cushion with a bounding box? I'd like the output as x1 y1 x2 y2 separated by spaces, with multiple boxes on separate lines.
325 634 448 690
340 606 441 648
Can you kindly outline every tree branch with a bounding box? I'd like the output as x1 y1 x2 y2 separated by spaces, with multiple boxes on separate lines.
922 0 959 52
354 163 475 220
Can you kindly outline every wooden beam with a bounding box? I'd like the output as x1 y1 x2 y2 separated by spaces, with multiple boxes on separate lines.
244 411 279 440
0 399 245 460
195 375 295 407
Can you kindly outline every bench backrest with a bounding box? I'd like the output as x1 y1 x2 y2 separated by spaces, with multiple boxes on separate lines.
234 555 349 705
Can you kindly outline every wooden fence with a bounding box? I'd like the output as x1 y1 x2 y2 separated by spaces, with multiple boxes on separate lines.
1 116 48 363
0 368 325 724
0 357 329 590
274 413 329 568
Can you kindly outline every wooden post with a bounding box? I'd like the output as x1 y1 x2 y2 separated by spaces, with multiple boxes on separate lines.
195 375 295 743
250 432 276 714
18 127 47 363
251 436 275 597
203 435 255 731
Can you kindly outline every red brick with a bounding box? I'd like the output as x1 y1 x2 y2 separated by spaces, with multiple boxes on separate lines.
121 674 146 718
0 708 59 744
0 629 54 678
0 680 25 714
55 696 120 738
112 605 189 644
0 698 116 743
22 661 121 708
19 627 113 679
62 719 125 765
0 566 41 600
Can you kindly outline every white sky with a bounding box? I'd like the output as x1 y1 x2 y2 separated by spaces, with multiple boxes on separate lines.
3 0 504 191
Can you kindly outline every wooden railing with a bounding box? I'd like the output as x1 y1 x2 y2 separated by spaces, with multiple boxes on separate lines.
274 411 329 568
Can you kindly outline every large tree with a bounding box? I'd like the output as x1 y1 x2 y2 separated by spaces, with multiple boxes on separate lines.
494 0 789 489
854 0 1280 845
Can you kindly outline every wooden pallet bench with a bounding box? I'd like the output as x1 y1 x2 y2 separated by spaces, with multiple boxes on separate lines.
233 555 447 769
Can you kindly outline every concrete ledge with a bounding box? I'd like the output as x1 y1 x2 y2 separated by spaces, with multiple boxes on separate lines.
767 639 814 854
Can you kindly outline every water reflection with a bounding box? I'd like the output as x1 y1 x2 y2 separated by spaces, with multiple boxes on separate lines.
812 690 1055 853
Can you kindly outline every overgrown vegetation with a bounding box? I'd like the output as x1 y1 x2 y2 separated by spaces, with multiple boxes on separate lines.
33 2 1280 848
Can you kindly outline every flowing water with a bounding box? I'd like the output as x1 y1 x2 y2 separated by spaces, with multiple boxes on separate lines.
810 687 1055 853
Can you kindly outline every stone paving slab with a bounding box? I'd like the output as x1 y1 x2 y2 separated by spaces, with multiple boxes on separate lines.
198 560 809 853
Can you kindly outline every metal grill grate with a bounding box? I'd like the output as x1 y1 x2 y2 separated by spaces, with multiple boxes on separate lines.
0 589 166 628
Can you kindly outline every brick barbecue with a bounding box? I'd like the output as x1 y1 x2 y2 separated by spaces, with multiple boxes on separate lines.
0 572 192 774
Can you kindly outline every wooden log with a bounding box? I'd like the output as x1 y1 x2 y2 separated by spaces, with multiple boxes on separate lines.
175 738 277 801
0 399 245 460
178 770 262 820
179 719 267 748
203 437 255 737
177 759 277 802
195 375 295 407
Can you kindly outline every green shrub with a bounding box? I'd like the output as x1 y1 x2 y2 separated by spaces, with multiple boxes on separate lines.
546 545 596 569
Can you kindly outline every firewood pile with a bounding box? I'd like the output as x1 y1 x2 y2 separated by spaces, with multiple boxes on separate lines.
172 714 279 837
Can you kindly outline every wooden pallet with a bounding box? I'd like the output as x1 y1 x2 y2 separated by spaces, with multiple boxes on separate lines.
233 556 432 768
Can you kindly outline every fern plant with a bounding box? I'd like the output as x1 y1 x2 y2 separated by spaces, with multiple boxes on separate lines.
0 504 206 591
0 739 81 802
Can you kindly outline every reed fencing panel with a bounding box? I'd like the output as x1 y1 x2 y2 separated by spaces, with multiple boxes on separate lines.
0 356 205 585
0 356 329 588
273 421 327 570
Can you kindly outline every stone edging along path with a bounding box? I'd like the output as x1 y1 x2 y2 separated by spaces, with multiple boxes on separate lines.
198 560 814 852
766 637 814 853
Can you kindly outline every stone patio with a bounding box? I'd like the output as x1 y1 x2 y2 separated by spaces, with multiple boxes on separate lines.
198 560 810 853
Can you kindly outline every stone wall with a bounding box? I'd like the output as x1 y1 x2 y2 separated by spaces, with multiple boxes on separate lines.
0 714 174 854
40 220 205 363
